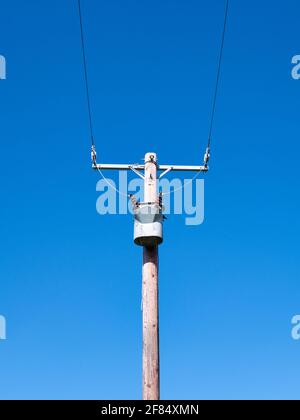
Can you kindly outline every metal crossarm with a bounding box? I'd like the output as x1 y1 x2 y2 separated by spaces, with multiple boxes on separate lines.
93 163 209 173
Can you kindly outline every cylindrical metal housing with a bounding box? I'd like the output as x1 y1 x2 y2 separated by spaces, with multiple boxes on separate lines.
134 204 163 247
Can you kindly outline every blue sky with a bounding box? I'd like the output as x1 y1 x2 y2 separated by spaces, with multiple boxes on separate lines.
0 0 300 400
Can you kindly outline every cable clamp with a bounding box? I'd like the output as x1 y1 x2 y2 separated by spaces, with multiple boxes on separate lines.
91 145 97 164
204 146 210 166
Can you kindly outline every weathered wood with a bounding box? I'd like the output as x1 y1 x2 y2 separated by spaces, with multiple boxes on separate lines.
142 153 160 400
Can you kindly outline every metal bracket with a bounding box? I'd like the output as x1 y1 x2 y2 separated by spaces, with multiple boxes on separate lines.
129 166 145 180
159 166 173 179
93 163 208 173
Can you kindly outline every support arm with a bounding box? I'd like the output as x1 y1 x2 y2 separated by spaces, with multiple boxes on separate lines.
93 163 208 173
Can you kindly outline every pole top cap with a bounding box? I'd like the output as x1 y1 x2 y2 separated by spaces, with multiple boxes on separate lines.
145 152 157 163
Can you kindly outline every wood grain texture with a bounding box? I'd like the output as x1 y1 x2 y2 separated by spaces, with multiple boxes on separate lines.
142 153 160 400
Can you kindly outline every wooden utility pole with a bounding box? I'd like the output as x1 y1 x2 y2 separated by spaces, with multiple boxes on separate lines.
142 153 160 400
93 153 208 400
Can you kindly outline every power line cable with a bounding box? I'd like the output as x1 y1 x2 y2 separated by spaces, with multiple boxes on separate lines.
206 0 229 151
78 0 230 195
78 0 96 149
